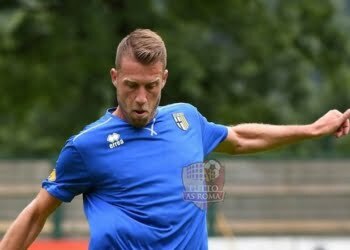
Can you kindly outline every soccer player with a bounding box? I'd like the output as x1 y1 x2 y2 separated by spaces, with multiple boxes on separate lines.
0 29 349 250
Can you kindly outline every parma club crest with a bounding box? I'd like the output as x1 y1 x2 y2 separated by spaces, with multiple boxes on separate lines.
173 112 189 131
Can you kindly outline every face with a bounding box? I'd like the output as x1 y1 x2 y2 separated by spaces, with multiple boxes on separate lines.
110 56 168 128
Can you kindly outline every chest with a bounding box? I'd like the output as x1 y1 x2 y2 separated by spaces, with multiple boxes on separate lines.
86 117 204 191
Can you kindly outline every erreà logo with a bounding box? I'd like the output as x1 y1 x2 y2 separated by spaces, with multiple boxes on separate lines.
107 133 124 148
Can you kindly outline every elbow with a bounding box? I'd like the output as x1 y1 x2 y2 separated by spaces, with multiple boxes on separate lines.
229 128 262 155
227 127 248 155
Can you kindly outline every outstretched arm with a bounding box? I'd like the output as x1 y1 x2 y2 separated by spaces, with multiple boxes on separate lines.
220 109 350 155
0 188 62 250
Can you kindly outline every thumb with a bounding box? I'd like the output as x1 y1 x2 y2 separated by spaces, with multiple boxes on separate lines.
342 109 350 122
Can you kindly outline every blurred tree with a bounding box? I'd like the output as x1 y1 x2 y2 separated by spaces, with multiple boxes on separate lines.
0 0 117 156
0 0 349 157
159 0 350 157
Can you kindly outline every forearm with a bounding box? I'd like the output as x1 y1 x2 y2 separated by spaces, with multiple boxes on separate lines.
229 123 317 154
218 109 350 154
0 201 47 250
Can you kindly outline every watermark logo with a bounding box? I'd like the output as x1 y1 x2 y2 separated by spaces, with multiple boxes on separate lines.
182 159 225 210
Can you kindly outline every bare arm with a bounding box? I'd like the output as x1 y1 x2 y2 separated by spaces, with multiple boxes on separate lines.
219 109 350 155
0 188 62 250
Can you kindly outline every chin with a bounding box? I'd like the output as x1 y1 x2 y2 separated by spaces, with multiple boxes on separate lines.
131 123 147 128
128 112 153 128
130 119 149 128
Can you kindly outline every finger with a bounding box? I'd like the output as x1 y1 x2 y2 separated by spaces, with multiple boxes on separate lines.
344 119 350 135
337 119 350 137
336 124 343 133
335 124 346 138
343 109 350 121
336 124 349 138
335 129 342 138
340 127 346 137
335 110 350 134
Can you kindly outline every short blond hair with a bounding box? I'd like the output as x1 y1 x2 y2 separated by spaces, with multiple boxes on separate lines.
115 29 167 69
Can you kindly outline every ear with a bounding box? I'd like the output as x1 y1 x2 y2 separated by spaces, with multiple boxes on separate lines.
110 68 118 88
162 69 168 89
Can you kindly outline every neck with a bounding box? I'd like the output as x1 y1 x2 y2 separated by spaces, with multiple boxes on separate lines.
113 107 124 119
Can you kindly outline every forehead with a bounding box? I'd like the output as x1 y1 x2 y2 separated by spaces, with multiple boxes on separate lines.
118 56 164 82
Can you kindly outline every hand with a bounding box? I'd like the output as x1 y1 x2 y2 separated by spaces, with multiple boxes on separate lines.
312 109 350 138
335 110 350 138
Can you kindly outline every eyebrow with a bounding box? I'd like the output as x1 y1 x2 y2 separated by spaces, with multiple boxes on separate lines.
123 78 161 84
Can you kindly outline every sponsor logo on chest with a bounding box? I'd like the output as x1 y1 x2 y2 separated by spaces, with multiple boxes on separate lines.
107 132 124 148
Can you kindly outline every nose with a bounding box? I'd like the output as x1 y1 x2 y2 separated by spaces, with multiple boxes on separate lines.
135 87 147 105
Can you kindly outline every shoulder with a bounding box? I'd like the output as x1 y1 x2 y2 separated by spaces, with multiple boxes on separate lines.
70 112 114 146
159 103 202 130
55 116 113 167
159 102 199 115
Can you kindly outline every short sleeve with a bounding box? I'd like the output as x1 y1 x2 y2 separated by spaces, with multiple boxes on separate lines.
42 139 92 202
197 111 228 156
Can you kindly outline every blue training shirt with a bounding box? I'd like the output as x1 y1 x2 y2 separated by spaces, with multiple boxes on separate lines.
42 103 228 250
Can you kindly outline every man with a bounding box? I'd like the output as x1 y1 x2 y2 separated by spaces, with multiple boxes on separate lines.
0 29 349 250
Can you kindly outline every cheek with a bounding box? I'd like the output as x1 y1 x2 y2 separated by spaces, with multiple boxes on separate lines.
118 90 132 101
146 94 157 105
149 89 161 101
117 91 131 107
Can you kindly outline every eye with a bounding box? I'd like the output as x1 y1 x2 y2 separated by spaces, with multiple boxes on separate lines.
126 82 137 89
146 82 158 90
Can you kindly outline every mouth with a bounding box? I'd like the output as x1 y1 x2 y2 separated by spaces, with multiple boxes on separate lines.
133 110 147 115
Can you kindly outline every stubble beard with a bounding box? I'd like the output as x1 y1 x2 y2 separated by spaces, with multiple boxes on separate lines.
117 94 161 128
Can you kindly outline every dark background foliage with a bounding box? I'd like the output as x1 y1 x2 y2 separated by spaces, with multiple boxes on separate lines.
1 0 350 157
